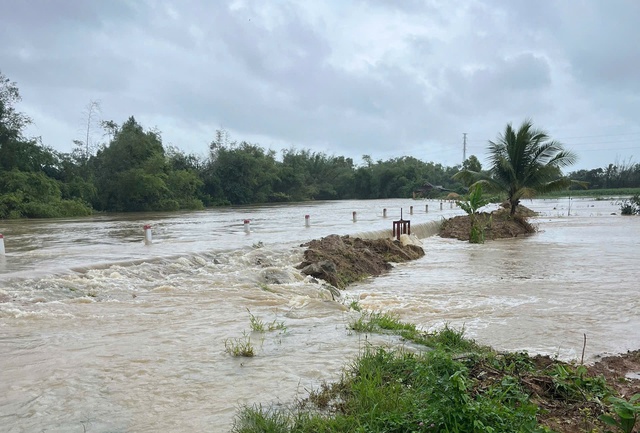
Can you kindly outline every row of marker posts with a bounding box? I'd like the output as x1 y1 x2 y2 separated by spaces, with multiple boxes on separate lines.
139 199 459 243
238 200 456 234
0 200 457 253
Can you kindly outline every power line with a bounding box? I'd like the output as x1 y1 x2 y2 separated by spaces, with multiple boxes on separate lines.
561 139 639 146
577 146 639 152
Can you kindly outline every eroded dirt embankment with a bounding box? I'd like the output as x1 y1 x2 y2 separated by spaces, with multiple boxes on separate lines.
297 234 424 289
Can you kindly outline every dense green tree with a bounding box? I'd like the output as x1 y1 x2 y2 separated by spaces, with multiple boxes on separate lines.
455 120 580 215
0 169 92 218
92 117 172 211
353 165 375 199
208 141 279 205
569 168 605 189
303 153 353 200
0 72 54 174
166 169 204 209
569 161 640 190
166 146 202 172
276 148 316 201
462 155 482 173
0 72 93 218
329 156 356 199
0 72 30 146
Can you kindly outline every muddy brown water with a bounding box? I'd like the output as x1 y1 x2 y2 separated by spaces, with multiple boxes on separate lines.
0 198 637 432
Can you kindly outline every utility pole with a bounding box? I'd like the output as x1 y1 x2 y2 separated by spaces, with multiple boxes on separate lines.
462 133 467 163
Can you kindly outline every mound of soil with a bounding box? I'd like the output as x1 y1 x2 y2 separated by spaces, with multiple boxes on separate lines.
297 234 424 289
440 204 537 241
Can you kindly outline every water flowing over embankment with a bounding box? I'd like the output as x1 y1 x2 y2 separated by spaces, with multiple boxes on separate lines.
354 220 443 240
1 197 638 432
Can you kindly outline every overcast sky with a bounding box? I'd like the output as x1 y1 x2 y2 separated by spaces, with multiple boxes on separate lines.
1 0 639 171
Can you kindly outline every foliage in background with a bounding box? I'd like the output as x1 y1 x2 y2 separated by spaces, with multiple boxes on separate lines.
569 158 640 190
3 72 640 219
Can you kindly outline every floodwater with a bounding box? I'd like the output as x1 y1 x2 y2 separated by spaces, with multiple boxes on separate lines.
0 198 638 432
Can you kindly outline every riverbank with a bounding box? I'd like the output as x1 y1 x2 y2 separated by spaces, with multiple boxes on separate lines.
233 312 640 433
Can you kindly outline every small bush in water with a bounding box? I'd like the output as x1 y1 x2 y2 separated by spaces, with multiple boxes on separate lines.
619 195 640 215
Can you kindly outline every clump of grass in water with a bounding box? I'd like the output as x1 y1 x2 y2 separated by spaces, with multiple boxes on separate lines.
347 299 362 312
224 332 255 357
247 309 287 333
349 310 478 352
233 404 294 432
248 309 265 332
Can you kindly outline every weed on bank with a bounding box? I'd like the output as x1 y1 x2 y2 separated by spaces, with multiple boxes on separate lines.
232 312 637 433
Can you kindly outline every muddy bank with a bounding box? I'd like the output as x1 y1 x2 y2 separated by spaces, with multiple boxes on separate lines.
297 234 424 289
440 204 537 241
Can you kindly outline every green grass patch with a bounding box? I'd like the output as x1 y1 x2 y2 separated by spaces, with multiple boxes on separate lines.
233 347 547 433
539 187 640 198
349 311 479 352
347 299 362 312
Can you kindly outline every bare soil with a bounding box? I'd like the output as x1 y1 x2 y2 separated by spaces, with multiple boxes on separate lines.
297 234 424 289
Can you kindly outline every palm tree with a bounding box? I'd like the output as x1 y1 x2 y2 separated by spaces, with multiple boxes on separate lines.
455 120 581 216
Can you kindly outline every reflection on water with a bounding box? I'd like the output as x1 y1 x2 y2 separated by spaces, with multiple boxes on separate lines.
0 197 638 432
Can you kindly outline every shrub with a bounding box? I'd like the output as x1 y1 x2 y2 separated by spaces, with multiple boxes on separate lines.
619 195 640 215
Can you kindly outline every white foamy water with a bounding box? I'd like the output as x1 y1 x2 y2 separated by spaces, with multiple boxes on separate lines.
0 197 638 432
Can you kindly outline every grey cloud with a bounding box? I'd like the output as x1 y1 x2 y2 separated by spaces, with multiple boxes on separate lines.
439 53 552 117
565 3 640 93
1 0 638 170
486 1 640 93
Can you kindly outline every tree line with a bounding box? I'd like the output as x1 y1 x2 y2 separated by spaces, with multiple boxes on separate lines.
1 72 467 218
567 159 640 190
1 71 639 219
